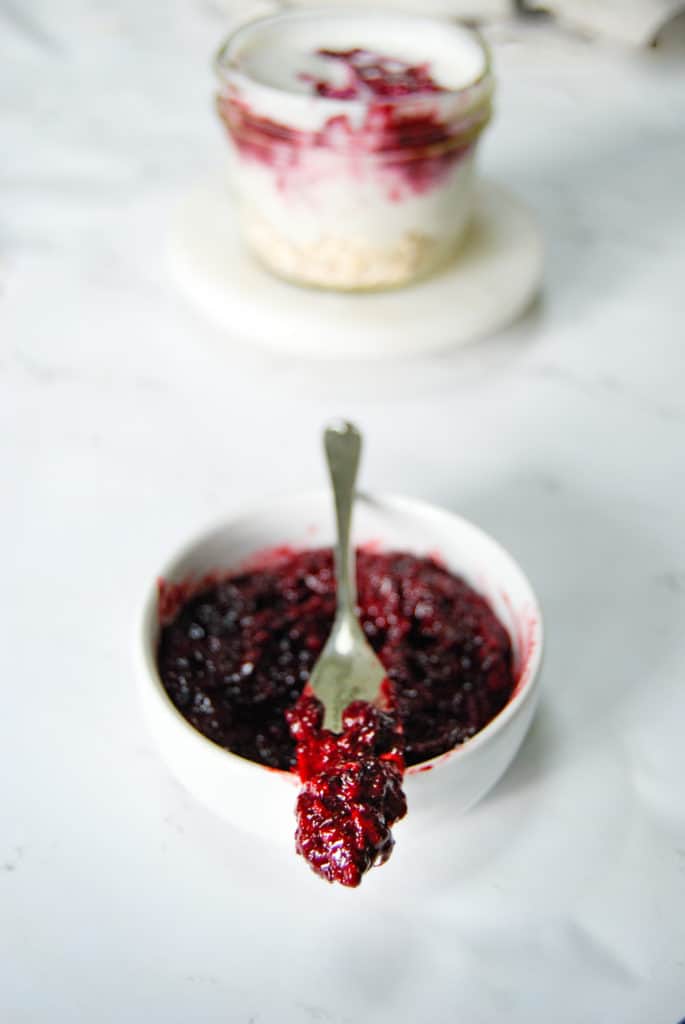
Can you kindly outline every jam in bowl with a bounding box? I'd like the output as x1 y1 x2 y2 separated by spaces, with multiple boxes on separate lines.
137 491 543 879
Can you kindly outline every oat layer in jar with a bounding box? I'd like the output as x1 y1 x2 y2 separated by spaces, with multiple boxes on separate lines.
215 9 494 292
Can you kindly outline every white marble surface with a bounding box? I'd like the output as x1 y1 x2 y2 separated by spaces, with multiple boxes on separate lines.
2 3 685 1022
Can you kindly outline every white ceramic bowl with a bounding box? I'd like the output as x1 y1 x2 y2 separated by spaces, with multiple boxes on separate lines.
138 491 543 844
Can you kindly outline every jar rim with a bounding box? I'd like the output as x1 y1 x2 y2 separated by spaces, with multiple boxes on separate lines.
214 7 493 109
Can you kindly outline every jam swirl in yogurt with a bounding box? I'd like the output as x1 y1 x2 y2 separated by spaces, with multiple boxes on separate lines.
217 48 483 198
300 48 445 99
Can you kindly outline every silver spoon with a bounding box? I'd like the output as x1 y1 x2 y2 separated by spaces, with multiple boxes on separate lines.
309 420 387 733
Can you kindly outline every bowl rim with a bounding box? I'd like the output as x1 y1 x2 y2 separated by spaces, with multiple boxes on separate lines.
213 7 493 111
138 489 543 780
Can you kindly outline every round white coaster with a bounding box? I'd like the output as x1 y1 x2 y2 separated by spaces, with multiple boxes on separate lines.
169 178 543 359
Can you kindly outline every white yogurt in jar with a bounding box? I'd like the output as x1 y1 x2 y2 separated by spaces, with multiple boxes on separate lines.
215 9 493 291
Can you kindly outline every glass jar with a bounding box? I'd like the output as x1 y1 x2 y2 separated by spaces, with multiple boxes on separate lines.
215 9 493 292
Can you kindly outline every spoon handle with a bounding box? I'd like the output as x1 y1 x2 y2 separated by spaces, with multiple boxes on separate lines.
324 420 362 617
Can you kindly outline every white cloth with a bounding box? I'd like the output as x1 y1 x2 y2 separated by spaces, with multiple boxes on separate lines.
549 0 685 45
219 0 685 46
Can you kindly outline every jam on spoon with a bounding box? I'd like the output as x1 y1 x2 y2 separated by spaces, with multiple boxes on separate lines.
156 432 515 885
287 420 406 885
286 695 406 887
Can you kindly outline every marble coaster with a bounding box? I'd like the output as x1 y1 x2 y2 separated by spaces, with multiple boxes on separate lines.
169 178 543 359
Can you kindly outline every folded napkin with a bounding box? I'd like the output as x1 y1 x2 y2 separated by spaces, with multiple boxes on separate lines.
545 0 685 45
217 0 685 47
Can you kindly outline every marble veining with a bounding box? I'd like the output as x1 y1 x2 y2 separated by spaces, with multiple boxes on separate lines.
2 3 685 1024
